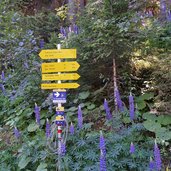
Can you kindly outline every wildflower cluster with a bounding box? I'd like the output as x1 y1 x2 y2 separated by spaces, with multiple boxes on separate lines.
129 93 135 120
34 103 40 125
78 105 83 129
103 99 112 120
114 87 124 112
60 24 79 38
99 131 107 171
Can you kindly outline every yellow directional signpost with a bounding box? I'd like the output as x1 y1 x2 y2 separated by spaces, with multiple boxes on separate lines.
41 83 80 89
39 45 80 167
42 61 80 73
42 73 80 81
39 49 76 59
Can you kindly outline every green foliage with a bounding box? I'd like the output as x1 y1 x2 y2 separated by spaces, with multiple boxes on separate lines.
143 113 171 141
63 119 154 170
135 93 154 110
0 0 171 170
62 0 135 94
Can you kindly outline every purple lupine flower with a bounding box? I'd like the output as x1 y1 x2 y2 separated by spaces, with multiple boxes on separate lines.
0 84 5 91
167 10 171 21
154 141 162 170
130 142 135 154
61 141 66 156
148 11 153 17
0 84 6 95
78 105 83 129
27 30 33 35
24 62 29 69
60 26 65 35
63 28 67 37
60 26 67 37
31 39 36 45
1 71 5 81
100 131 106 157
68 25 72 33
73 24 79 34
14 127 21 139
19 42 24 47
46 119 51 138
149 157 155 170
100 152 107 171
69 122 74 135
103 99 112 120
39 39 45 49
34 103 40 125
160 0 167 14
114 87 124 112
129 93 135 120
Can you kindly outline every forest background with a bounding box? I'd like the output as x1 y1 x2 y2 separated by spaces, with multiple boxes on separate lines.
0 0 171 170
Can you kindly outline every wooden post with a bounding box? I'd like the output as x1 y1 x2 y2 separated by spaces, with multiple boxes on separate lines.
113 59 118 111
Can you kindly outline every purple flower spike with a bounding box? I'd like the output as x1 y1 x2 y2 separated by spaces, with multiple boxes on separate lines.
114 87 124 112
39 39 45 49
24 62 29 69
60 26 64 35
100 152 107 171
130 142 135 154
0 84 5 92
34 103 40 125
160 0 167 14
103 99 112 120
100 131 106 157
78 105 83 129
46 119 51 138
73 24 79 34
129 93 135 120
167 10 171 22
68 25 72 33
70 122 74 135
61 141 66 156
14 127 20 139
154 140 162 170
149 157 155 170
1 71 5 81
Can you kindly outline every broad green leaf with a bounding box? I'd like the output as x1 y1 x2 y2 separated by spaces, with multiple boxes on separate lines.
23 108 32 117
68 106 77 112
80 103 85 108
143 120 161 132
143 113 157 121
40 119 45 125
156 130 171 141
99 105 104 111
122 117 131 124
78 91 90 100
73 99 78 103
18 157 31 169
83 109 88 114
66 112 75 116
84 102 91 106
27 123 39 132
157 115 171 125
87 104 96 110
139 93 154 100
36 163 47 171
136 101 146 110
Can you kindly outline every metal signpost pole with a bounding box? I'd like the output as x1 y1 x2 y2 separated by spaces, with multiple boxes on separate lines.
56 44 62 171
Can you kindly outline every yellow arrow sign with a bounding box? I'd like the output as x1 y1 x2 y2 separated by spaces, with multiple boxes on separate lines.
41 83 80 89
42 62 80 73
42 73 80 81
39 49 76 59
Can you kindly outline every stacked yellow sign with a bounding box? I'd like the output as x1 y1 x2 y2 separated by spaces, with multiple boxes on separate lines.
39 49 80 89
